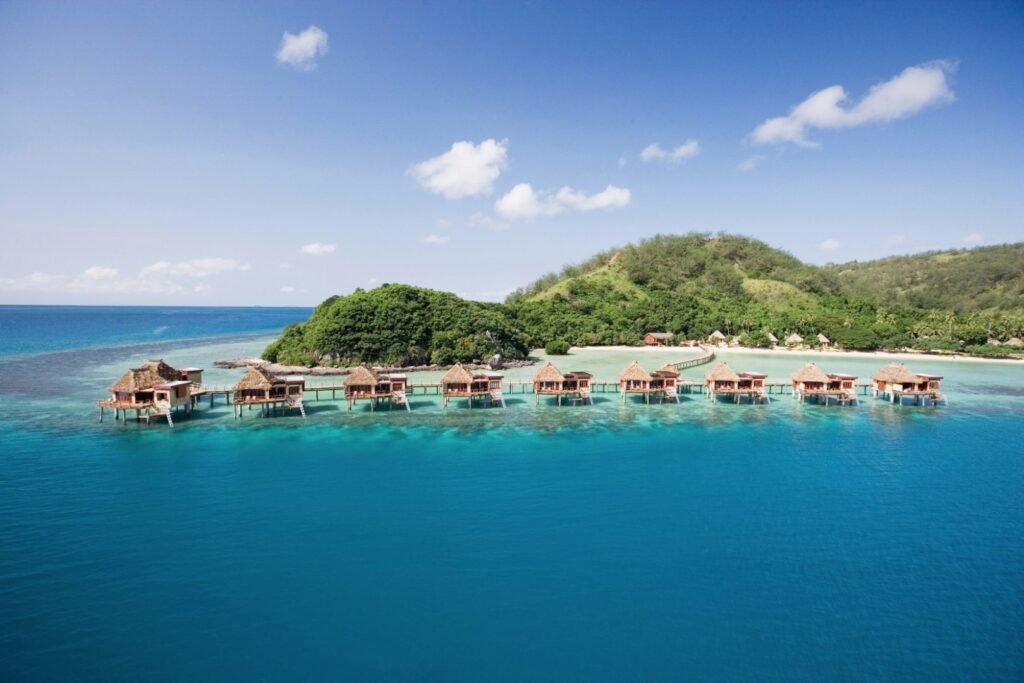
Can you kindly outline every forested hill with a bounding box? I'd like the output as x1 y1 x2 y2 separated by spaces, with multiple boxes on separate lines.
824 243 1024 313
263 234 1024 366
506 233 1024 352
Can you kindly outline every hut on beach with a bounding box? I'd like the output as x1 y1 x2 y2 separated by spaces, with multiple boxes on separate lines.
767 332 779 346
817 333 831 348
644 332 674 346
871 364 944 406
1006 337 1024 348
784 333 804 348
98 359 197 425
232 367 305 418
790 362 857 404
441 363 505 408
343 365 409 411
708 330 727 346
704 362 768 403
532 362 593 405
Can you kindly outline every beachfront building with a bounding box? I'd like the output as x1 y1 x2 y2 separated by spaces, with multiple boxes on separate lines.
441 363 505 408
785 333 804 348
767 332 779 347
708 330 727 346
532 362 593 405
871 364 944 406
1006 337 1024 349
343 366 410 411
817 333 831 349
644 332 674 346
98 358 196 425
232 367 306 418
704 362 768 403
790 363 858 405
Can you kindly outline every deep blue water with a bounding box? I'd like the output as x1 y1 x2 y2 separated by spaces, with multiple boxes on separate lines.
1 307 1022 681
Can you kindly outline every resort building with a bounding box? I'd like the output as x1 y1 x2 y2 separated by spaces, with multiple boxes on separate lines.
1006 337 1024 349
98 359 197 425
232 367 306 418
618 361 679 403
767 332 779 347
532 362 593 405
704 362 768 403
871 364 944 406
790 363 857 405
784 333 804 348
343 366 409 411
817 333 831 348
441 363 505 408
644 332 674 346
708 330 727 345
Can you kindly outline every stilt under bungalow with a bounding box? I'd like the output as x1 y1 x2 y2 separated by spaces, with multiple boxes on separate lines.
97 358 198 426
532 362 593 405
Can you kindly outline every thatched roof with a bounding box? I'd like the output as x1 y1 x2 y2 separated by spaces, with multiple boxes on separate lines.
817 333 830 344
791 362 830 384
705 362 740 382
871 363 920 383
767 332 779 343
1006 337 1024 348
345 365 379 387
646 332 674 340
441 363 474 385
619 361 651 382
785 333 804 344
709 330 726 340
107 359 180 393
232 366 277 391
533 362 564 383
655 363 680 377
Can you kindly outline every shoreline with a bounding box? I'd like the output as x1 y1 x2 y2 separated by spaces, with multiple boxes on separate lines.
567 344 1024 366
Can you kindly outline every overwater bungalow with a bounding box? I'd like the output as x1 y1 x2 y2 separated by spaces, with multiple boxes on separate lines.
441 363 505 408
790 362 857 405
871 364 944 406
532 362 593 405
232 367 306 418
704 362 768 403
644 332 674 346
97 359 196 425
343 365 409 411
618 361 679 403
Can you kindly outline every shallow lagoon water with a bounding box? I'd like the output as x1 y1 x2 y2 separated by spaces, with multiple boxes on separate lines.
1 307 1022 681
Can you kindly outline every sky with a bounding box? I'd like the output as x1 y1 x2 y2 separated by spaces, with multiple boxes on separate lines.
1 0 1022 305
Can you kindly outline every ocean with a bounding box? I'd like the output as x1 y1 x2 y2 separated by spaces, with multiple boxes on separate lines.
1 306 1022 681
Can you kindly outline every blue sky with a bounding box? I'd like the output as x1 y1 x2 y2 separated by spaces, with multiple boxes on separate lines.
1 1 1021 305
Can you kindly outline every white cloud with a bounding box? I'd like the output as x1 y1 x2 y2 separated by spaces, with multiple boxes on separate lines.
409 139 508 199
81 265 119 280
422 234 450 245
468 211 509 232
140 258 251 278
555 185 631 211
275 26 328 70
883 233 907 247
495 183 562 220
737 155 765 172
818 239 841 251
641 140 700 162
299 242 337 255
751 61 955 146
962 232 983 245
495 183 631 221
2 257 252 297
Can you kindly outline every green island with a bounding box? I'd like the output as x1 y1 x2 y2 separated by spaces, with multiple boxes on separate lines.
263 233 1024 366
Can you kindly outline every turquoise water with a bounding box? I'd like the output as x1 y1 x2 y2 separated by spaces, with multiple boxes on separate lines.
1 308 1023 680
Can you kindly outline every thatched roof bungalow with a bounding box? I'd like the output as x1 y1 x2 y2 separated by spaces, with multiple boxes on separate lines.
533 362 592 405
817 333 831 347
871 363 943 404
644 332 674 346
705 362 767 403
233 367 304 405
343 365 408 410
785 333 804 347
1006 337 1024 348
442 363 504 408
791 362 857 403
